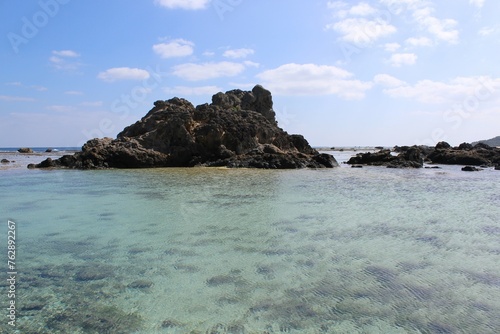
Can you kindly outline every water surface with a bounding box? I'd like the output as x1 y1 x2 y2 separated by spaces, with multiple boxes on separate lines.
1 157 499 333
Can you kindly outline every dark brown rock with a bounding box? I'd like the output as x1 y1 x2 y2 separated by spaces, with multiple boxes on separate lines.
31 86 337 170
462 166 482 172
18 147 33 153
346 146 423 168
427 142 500 166
435 141 451 150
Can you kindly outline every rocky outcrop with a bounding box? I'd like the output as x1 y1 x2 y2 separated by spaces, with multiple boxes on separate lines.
18 148 33 153
346 146 424 168
427 141 500 167
32 85 337 169
347 142 500 169
462 166 482 172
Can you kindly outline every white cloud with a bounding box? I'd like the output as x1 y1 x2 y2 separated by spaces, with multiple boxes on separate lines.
384 42 401 52
163 86 221 96
379 1 459 44
97 67 150 82
45 105 76 112
327 1 347 10
65 90 84 95
49 50 82 71
80 101 103 107
479 26 496 36
223 48 255 59
153 39 194 58
154 0 210 10
349 2 377 16
381 76 500 104
172 62 246 81
31 85 48 92
412 7 459 44
256 63 372 99
243 60 259 68
0 95 35 102
374 74 406 87
52 50 80 57
389 53 417 67
469 0 485 8
328 18 397 45
4 82 46 91
332 1 377 19
50 56 64 64
379 0 428 14
405 37 433 47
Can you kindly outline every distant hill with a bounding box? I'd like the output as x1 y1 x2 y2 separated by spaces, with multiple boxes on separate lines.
472 136 500 147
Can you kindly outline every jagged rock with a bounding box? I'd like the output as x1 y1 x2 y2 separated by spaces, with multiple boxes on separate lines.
427 142 499 166
346 149 394 166
32 85 337 170
1 159 9 163
474 142 493 150
458 142 474 150
435 141 451 150
462 166 482 172
18 147 33 153
346 146 423 168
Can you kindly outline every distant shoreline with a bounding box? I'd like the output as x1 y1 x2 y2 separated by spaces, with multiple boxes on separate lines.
0 147 80 153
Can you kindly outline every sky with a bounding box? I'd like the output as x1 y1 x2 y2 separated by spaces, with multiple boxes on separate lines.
1 0 500 147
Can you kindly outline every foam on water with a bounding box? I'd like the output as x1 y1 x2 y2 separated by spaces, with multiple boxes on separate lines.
1 161 499 333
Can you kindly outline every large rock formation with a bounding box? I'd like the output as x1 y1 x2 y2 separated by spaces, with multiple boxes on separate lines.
32 85 337 169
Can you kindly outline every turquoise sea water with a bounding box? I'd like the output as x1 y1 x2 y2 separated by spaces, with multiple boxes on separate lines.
1 153 500 333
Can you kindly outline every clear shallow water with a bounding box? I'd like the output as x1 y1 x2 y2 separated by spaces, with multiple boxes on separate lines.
1 160 500 333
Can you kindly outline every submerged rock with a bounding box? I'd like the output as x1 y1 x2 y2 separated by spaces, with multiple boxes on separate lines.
32 85 337 169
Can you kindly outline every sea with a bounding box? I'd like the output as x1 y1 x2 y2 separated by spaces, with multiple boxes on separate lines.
0 148 499 333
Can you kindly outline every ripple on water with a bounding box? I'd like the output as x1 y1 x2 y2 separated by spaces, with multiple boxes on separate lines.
2 167 500 333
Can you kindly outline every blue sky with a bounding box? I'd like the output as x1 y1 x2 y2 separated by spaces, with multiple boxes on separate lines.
1 0 500 147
